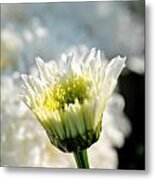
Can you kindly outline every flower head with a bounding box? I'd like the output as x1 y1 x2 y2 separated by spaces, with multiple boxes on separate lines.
21 48 126 152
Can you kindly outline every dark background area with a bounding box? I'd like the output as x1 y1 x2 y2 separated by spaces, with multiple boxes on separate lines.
118 72 145 169
117 1 145 169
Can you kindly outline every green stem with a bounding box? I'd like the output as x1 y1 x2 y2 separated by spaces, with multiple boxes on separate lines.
73 149 90 168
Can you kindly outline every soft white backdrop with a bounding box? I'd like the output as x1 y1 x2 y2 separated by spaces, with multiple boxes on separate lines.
0 0 154 179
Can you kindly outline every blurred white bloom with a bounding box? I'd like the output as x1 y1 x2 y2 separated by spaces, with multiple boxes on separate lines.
89 93 131 169
1 3 144 75
23 19 48 45
32 18 48 38
35 26 48 38
1 28 23 52
23 30 34 43
1 27 23 70
127 56 144 75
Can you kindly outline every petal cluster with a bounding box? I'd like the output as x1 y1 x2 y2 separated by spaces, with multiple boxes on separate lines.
21 48 126 152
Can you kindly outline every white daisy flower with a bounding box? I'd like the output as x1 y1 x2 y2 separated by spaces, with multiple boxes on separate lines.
21 48 126 168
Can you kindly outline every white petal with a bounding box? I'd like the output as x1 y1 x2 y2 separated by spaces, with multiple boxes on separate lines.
101 56 126 101
105 56 126 79
84 48 96 67
82 99 95 130
21 74 34 94
35 57 47 80
35 57 44 72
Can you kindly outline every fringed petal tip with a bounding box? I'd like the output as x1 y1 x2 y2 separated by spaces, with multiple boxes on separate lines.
116 55 126 67
105 55 126 80
35 56 44 65
21 74 31 87
21 73 27 80
21 74 29 85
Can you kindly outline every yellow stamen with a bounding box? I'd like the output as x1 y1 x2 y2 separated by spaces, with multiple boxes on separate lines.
37 74 91 112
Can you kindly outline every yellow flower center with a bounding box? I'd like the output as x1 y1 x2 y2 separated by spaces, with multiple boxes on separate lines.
38 74 91 112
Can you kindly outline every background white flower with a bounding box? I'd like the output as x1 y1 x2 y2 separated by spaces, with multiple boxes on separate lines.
1 27 23 71
1 2 144 75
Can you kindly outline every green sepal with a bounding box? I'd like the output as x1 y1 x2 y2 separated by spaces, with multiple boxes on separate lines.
47 121 102 152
